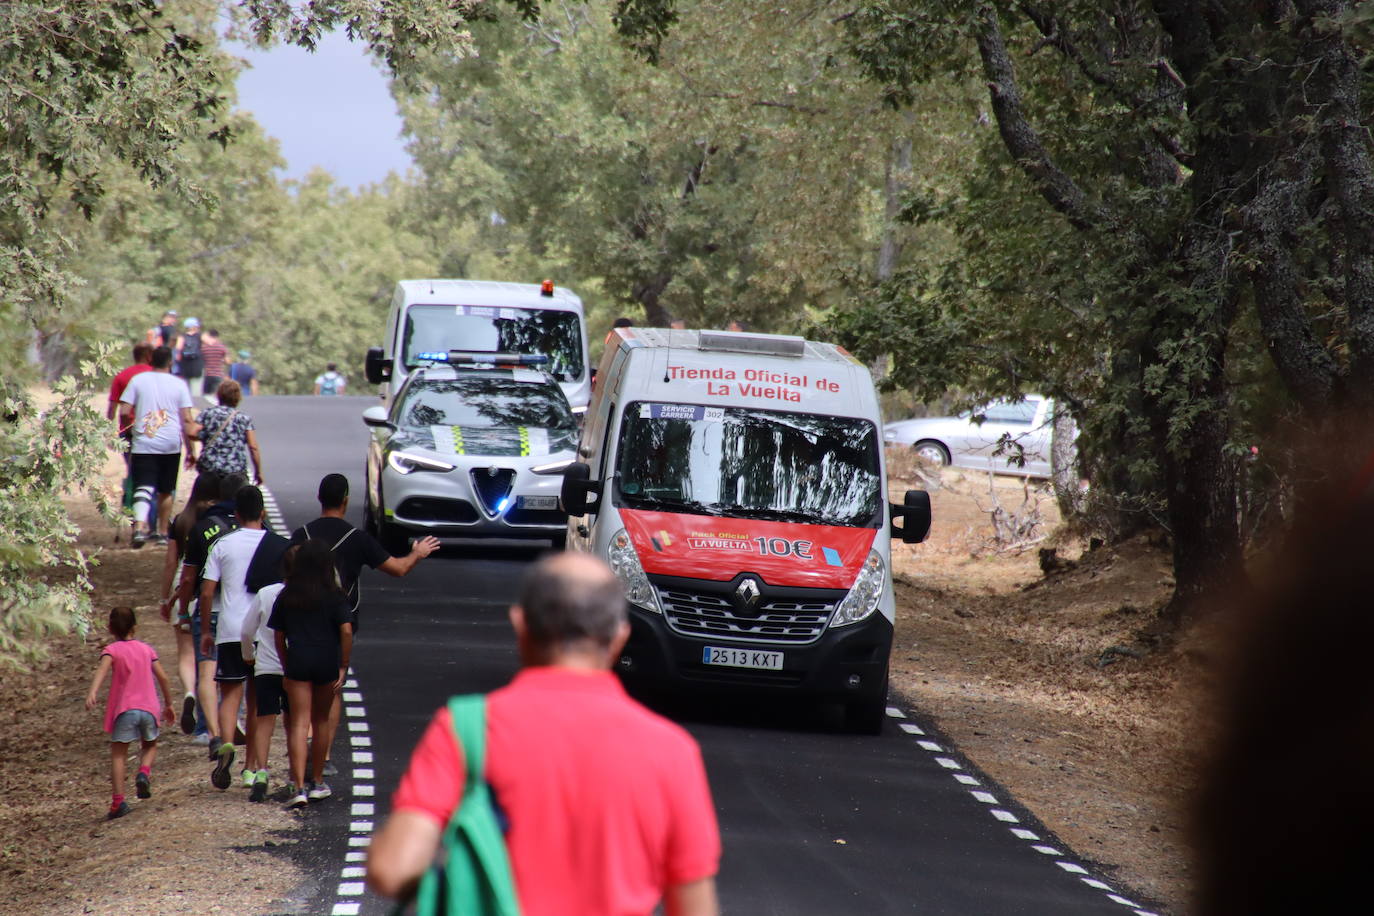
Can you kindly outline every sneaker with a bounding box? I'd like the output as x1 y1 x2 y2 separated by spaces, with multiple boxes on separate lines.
210 742 235 790
135 772 151 799
191 731 211 746
321 759 338 778
130 530 147 550
250 771 268 803
180 696 197 735
207 736 222 760
153 534 168 546
241 768 257 788
285 786 308 809
307 781 332 801
107 800 130 820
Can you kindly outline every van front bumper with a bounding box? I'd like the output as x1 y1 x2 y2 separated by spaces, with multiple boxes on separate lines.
615 603 892 703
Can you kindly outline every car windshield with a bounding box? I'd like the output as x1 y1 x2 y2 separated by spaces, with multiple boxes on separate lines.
396 378 577 431
614 402 882 528
401 304 584 381
959 399 1040 425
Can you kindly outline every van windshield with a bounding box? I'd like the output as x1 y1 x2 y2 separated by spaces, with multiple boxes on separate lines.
402 304 584 381
614 402 882 528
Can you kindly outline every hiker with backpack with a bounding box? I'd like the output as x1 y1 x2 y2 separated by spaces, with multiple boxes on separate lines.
199 486 279 791
175 317 206 403
367 553 721 916
290 473 439 776
173 473 246 755
269 539 353 807
314 363 346 396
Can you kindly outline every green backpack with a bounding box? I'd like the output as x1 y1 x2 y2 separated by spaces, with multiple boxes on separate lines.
409 694 521 916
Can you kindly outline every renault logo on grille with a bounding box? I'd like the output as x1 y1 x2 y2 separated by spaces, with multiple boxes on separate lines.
732 577 762 614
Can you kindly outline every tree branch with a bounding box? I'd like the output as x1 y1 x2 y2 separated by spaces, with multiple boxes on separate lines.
1245 155 1339 413
1015 2 1189 178
973 5 1114 232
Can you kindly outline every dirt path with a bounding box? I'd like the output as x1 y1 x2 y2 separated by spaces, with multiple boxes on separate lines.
2 465 1199 914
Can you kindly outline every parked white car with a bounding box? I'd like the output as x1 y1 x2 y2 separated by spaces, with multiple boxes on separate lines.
883 396 1055 477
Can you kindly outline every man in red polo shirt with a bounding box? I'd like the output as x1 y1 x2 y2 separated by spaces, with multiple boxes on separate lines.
108 341 154 425
368 553 721 916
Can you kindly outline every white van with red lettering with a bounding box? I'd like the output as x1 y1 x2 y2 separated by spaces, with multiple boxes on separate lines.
560 328 930 732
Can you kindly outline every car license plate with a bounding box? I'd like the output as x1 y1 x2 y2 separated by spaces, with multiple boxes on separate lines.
702 646 784 670
518 495 558 510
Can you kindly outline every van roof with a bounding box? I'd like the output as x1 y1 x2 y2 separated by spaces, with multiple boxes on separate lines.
606 327 878 419
395 279 583 310
613 327 861 366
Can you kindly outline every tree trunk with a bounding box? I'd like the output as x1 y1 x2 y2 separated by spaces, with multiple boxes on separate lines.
876 134 912 282
1160 389 1243 621
631 274 673 326
1049 401 1080 520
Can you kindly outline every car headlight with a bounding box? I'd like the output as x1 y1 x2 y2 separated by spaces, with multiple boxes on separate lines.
831 550 886 627
387 450 456 475
608 529 660 612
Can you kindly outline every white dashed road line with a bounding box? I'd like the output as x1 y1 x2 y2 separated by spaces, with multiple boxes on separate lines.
883 705 1160 916
259 486 287 535
326 668 378 916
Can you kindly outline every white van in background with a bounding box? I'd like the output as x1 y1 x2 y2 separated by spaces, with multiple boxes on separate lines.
560 328 931 732
364 279 592 411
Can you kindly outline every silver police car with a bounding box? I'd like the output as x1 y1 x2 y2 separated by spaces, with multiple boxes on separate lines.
362 358 577 549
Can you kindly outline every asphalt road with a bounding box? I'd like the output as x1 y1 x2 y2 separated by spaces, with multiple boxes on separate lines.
245 394 1157 916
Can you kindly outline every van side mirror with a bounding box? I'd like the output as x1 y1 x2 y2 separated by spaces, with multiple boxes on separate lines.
892 489 931 544
365 347 393 385
560 463 602 517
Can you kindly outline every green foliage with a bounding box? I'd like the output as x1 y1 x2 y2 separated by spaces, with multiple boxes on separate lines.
392 1 960 335
0 0 494 665
0 345 120 668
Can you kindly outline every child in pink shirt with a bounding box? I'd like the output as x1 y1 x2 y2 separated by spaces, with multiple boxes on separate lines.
85 607 175 819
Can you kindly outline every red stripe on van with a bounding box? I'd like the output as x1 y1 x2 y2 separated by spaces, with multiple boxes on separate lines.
619 508 878 589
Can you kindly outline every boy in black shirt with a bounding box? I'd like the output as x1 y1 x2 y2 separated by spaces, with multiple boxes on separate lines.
290 473 438 773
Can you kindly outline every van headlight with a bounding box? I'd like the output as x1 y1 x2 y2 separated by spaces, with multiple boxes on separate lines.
831 551 886 627
387 450 455 475
608 529 660 612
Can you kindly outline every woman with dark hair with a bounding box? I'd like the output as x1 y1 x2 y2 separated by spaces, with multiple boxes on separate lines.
159 471 221 737
270 539 352 808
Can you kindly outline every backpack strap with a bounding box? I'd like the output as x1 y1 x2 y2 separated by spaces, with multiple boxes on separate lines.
332 527 356 552
447 695 487 795
408 695 520 916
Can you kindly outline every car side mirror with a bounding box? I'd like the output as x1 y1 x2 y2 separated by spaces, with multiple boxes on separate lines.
365 347 393 385
892 489 931 544
560 462 602 517
362 405 393 429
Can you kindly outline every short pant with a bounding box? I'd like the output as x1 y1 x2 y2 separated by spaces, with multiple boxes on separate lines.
284 644 341 686
190 610 218 663
130 452 180 496
111 708 159 743
255 674 288 716
215 642 254 683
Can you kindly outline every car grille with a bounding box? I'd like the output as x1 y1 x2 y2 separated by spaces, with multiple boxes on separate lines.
504 507 566 527
395 497 478 524
657 588 838 645
469 468 517 516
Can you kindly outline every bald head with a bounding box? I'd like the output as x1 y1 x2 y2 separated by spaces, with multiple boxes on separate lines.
517 553 626 652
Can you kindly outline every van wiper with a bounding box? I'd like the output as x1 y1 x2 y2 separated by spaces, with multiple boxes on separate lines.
724 505 852 526
621 494 721 516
